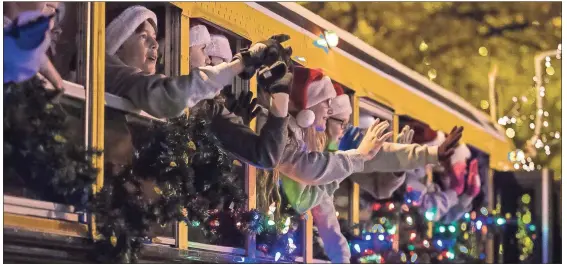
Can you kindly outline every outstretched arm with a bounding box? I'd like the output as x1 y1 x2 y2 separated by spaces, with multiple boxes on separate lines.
209 93 289 169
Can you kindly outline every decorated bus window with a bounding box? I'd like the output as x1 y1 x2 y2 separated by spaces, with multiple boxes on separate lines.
101 2 183 244
184 19 252 250
4 3 93 214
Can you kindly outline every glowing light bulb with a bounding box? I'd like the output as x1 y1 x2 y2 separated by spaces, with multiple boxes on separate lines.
439 226 446 233
366 234 371 241
410 232 417 241
378 234 385 241
274 252 281 261
354 244 361 253
324 30 339 47
448 226 456 233
476 220 483 230
411 253 418 263
437 240 443 247
496 217 506 225
425 211 435 221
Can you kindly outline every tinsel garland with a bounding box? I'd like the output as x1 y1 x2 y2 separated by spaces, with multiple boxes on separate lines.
4 77 99 207
90 98 252 262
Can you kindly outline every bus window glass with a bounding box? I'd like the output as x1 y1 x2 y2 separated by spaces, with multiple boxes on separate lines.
4 3 89 211
185 19 251 250
104 2 181 242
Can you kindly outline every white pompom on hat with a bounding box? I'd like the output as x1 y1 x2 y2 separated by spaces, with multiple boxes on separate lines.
330 82 352 118
359 115 376 129
450 143 472 165
290 67 337 128
190 24 211 48
205 34 232 62
106 5 158 55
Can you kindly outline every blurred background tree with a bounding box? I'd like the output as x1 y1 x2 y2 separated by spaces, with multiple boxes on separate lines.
300 2 562 179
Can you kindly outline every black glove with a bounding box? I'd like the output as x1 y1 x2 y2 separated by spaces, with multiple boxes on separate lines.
232 34 291 80
438 126 464 165
257 60 288 90
265 71 293 95
5 13 54 50
222 90 262 126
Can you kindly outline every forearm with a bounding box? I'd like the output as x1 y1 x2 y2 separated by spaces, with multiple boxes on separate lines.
278 148 365 185
362 142 438 174
211 110 288 169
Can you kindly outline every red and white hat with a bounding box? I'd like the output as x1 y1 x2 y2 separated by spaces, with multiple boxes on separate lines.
330 82 352 118
409 122 445 146
290 67 337 128
205 34 232 62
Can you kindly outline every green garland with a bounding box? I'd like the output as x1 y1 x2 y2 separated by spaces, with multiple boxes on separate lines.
91 98 250 262
4 77 99 207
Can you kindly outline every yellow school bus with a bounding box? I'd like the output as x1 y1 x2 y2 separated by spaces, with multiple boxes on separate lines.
8 2 548 264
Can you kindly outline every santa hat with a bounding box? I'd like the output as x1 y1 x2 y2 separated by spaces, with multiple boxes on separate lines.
290 67 337 128
450 144 472 165
205 34 232 62
106 5 158 55
330 82 352 118
190 24 211 47
406 121 445 146
359 115 376 129
424 130 446 146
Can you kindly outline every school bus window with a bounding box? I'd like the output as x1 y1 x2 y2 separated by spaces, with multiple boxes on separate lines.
104 2 181 241
106 3 180 77
4 3 90 214
186 18 252 250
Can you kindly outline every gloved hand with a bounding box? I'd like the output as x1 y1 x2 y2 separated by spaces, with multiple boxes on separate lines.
4 11 53 50
4 11 53 84
393 125 415 176
338 126 363 151
438 126 464 165
465 159 481 197
356 119 393 161
222 90 262 126
261 68 293 95
232 34 291 80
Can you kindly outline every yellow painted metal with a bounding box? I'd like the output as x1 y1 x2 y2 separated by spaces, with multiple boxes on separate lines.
304 211 314 263
486 169 495 263
349 182 360 236
89 2 105 240
393 114 400 140
91 2 105 194
426 166 433 239
170 2 514 171
349 96 360 236
176 12 191 251
4 213 88 238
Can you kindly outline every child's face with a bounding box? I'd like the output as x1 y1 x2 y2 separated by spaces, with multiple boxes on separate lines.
310 100 332 132
327 113 350 144
190 44 211 69
117 21 158 74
